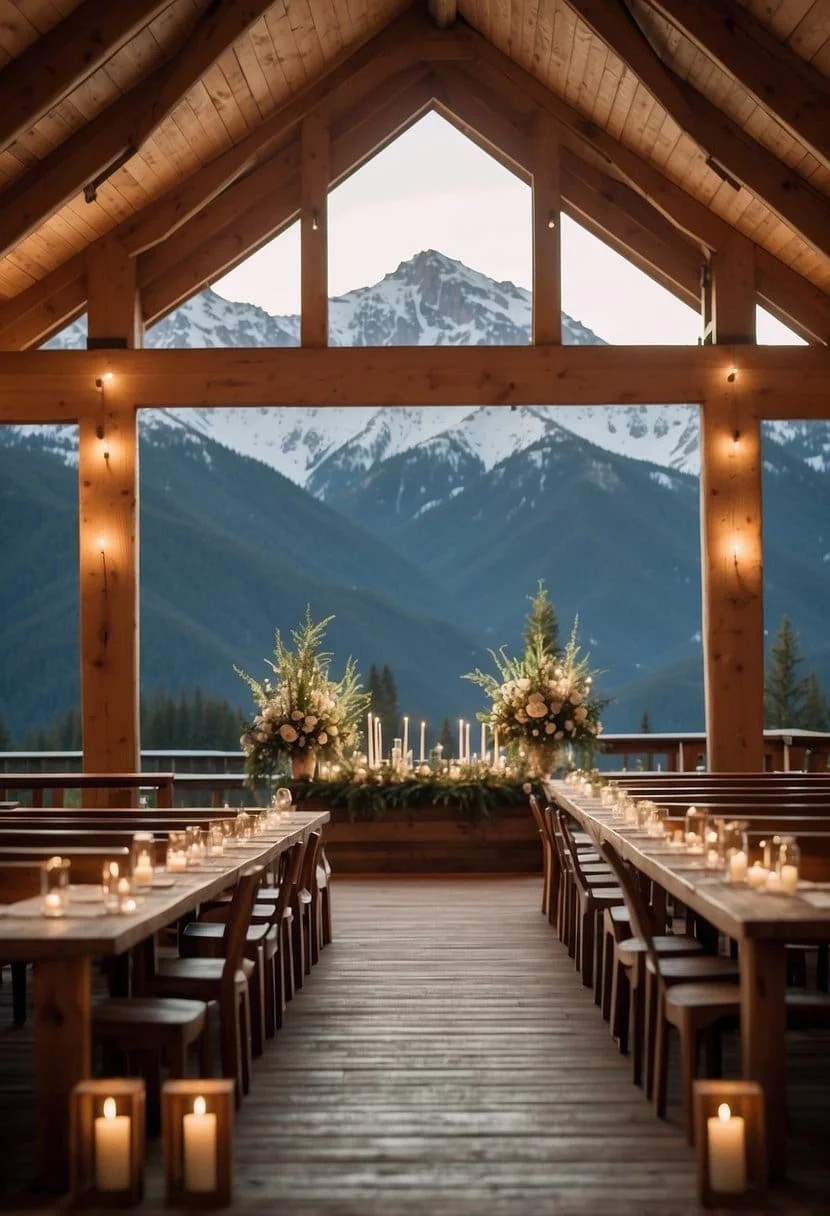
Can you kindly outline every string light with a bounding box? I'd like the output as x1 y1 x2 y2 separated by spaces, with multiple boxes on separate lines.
546 211 557 230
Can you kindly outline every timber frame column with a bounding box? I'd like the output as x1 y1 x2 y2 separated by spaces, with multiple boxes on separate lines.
532 112 561 345
301 112 330 348
700 232 764 770
79 238 142 776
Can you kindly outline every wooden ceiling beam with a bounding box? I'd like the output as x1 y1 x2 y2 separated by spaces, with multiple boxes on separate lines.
428 0 458 29
0 0 292 261
569 0 830 259
0 0 172 157
432 63 702 309
635 0 830 172
0 345 826 423
141 71 436 325
459 24 830 342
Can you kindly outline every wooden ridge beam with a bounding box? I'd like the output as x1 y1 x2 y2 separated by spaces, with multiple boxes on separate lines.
0 0 288 261
636 0 830 172
0 0 171 157
0 345 826 423
428 0 458 28
569 0 830 258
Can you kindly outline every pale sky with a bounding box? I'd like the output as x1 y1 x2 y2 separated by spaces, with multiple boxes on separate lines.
214 112 800 346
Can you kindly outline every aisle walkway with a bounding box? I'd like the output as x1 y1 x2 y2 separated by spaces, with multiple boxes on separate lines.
234 876 704 1214
2 876 828 1213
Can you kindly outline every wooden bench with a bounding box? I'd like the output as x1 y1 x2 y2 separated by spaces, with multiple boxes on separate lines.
0 772 176 809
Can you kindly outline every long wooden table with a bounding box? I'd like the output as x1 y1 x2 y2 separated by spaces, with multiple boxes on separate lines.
0 808 328 1191
548 780 830 1181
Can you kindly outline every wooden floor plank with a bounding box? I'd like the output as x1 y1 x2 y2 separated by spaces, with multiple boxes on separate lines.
0 875 828 1212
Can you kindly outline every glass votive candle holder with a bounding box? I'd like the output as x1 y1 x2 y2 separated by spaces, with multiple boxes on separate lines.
777 836 800 893
684 807 709 855
166 831 189 873
722 821 749 882
41 855 70 917
102 860 125 912
185 826 204 867
130 832 156 889
208 825 225 857
236 811 252 841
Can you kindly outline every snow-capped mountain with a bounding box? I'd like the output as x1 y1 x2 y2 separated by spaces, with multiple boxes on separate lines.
42 249 704 486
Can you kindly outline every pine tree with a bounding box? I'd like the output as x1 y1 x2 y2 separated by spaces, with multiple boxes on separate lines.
523 579 560 657
439 716 454 757
802 673 829 731
765 617 809 728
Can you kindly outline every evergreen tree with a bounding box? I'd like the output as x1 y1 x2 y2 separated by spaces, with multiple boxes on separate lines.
366 663 399 740
439 716 454 758
802 673 829 731
523 579 560 657
765 617 809 728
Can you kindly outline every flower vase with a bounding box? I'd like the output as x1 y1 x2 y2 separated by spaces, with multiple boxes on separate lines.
526 743 563 779
290 749 316 780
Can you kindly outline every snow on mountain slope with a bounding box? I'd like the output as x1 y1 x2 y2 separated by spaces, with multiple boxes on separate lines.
24 249 722 484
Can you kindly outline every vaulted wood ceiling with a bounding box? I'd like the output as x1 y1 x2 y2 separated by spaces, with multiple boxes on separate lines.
0 0 827 349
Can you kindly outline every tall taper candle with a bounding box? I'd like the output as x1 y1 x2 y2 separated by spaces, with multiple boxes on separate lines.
465 723 471 765
458 719 464 762
493 727 499 769
419 721 426 764
376 718 383 766
481 723 486 763
402 717 409 765
367 712 374 768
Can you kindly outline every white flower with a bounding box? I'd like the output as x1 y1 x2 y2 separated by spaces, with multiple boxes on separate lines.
303 715 318 730
544 722 556 735
279 724 298 743
291 710 304 721
526 700 548 719
517 678 531 691
318 732 328 745
570 691 583 705
574 706 588 723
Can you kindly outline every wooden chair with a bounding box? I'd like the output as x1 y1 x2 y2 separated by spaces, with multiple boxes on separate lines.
554 808 623 988
529 794 554 917
595 837 740 1126
140 865 264 1105
93 997 213 1119
180 842 304 1039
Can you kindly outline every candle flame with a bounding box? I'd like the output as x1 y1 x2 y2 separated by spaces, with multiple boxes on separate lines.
718 1103 732 1121
103 1097 117 1120
194 1096 206 1117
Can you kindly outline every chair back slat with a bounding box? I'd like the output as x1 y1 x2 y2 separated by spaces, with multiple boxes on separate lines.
594 837 659 966
221 865 265 983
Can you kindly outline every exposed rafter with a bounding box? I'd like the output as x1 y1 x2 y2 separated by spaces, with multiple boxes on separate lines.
428 0 458 28
568 0 830 259
0 0 172 158
634 0 830 172
0 0 284 261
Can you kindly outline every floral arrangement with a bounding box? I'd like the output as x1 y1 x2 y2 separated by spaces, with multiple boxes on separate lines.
464 587 606 775
236 609 370 783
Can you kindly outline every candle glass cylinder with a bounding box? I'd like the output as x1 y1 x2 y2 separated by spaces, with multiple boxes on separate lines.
777 836 800 892
166 831 189 873
41 856 70 917
130 833 156 889
208 825 225 857
162 1080 233 1208
70 1078 145 1206
102 859 126 912
185 826 204 866
235 811 252 841
684 807 709 855
272 787 292 818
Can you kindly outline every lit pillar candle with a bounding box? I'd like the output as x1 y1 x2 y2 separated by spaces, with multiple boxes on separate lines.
746 863 768 889
707 1103 746 1193
465 723 471 765
728 850 748 883
419 721 426 764
375 718 382 767
132 849 154 888
402 717 409 765
458 718 464 762
94 1097 131 1192
780 863 799 892
481 723 486 764
367 712 374 768
492 727 499 769
182 1096 217 1193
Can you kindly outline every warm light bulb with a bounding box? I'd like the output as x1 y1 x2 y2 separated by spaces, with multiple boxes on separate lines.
718 1103 731 1121
193 1096 206 1117
727 367 738 383
103 1097 117 1120
97 536 107 552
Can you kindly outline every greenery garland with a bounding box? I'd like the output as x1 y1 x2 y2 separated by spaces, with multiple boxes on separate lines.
269 770 538 822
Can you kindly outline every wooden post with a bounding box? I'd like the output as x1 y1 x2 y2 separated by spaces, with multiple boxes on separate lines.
301 112 329 349
701 231 763 771
699 391 765 771
80 240 141 779
532 112 561 345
